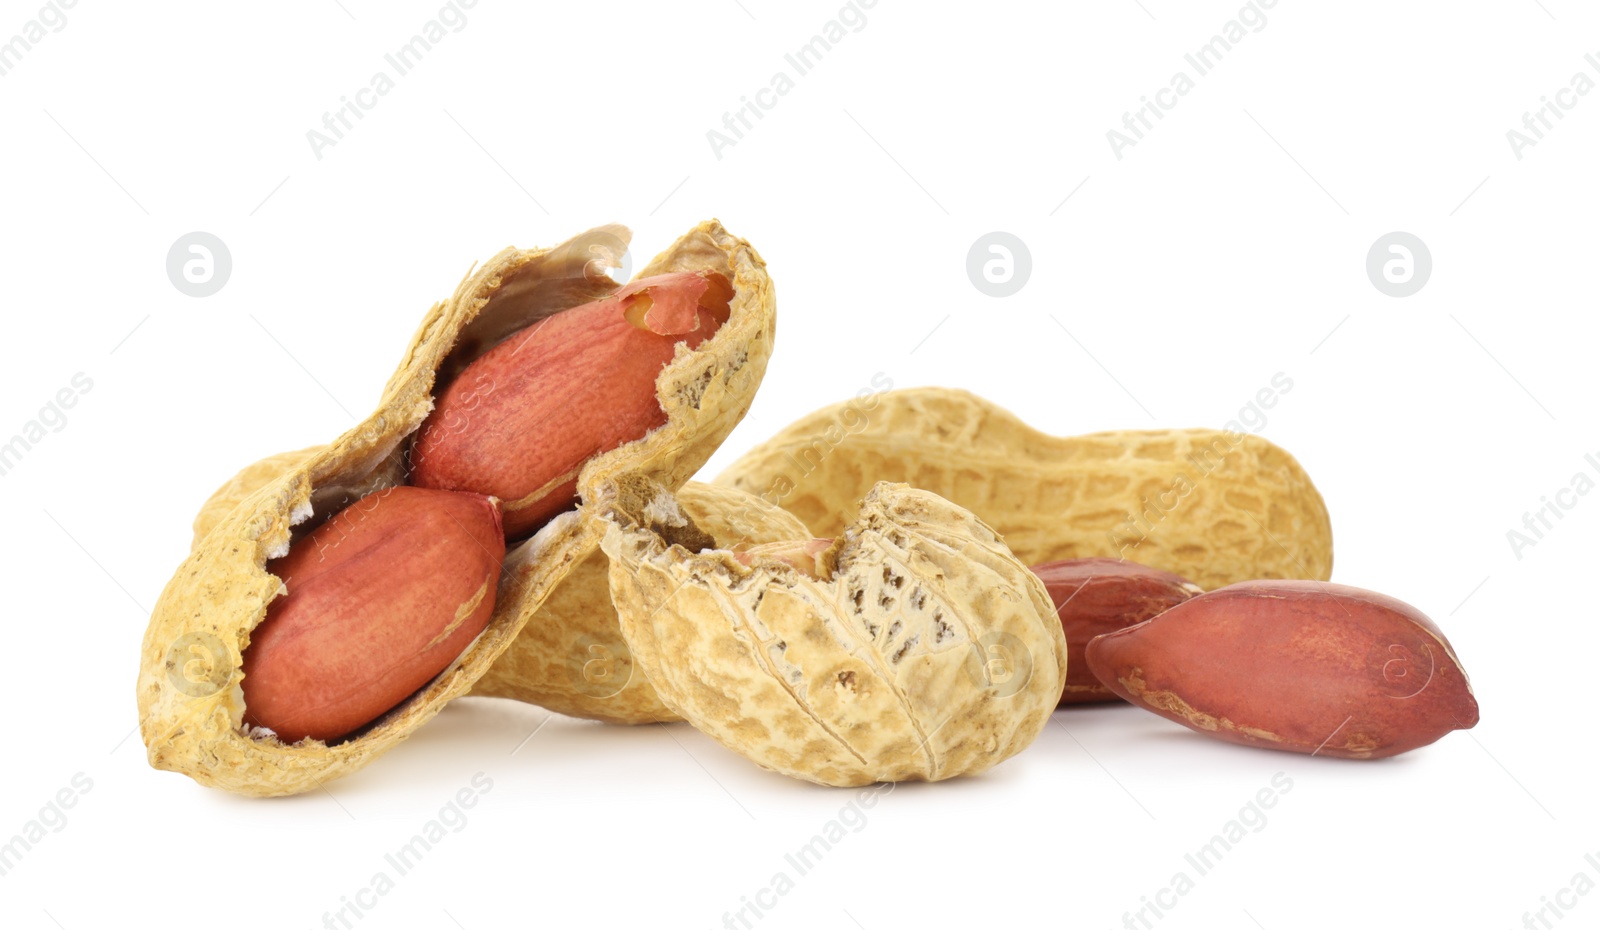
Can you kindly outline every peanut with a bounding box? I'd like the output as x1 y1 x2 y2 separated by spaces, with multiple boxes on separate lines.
140 221 776 796
599 477 1067 786
1032 558 1200 705
1084 580 1479 758
716 387 1333 590
411 270 733 537
240 486 505 743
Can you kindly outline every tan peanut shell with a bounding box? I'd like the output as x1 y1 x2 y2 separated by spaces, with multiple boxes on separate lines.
191 446 324 546
599 477 1068 787
140 220 775 796
716 387 1333 590
195 465 809 725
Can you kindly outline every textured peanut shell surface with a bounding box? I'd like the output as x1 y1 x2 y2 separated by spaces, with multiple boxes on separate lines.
195 466 810 724
141 220 775 796
191 446 324 546
600 478 1068 787
716 387 1333 590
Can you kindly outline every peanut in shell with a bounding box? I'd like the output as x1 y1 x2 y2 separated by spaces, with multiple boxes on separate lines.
598 477 1068 787
141 220 775 796
716 387 1334 590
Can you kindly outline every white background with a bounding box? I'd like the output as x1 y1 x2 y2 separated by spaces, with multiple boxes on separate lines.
1 1 1595 928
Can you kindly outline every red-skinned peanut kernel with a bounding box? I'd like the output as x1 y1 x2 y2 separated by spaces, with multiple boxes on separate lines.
240 486 506 743
411 271 733 538
1031 558 1201 706
1085 580 1479 758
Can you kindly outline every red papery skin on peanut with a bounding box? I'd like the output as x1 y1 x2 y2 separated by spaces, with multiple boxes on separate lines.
1084 580 1480 759
409 271 731 538
240 486 506 743
1032 558 1200 706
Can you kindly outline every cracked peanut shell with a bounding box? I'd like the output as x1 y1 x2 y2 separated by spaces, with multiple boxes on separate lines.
598 477 1068 787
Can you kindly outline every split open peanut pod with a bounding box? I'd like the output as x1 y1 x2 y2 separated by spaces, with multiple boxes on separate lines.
715 387 1334 590
598 477 1068 787
140 220 775 796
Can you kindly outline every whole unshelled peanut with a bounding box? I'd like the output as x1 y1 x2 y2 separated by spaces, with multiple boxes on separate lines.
240 486 505 743
715 387 1334 590
1031 558 1201 706
411 270 733 537
1085 580 1479 759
